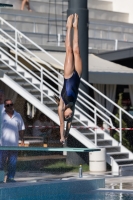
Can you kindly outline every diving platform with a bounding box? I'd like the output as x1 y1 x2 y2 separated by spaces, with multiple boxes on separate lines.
0 146 101 152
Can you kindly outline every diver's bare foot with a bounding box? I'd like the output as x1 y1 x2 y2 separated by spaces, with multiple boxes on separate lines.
66 14 74 28
73 13 78 28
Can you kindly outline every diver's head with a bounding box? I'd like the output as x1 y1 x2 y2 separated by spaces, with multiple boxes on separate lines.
64 107 73 121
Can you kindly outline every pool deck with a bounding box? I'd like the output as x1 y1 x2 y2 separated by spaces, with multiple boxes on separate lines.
13 171 133 190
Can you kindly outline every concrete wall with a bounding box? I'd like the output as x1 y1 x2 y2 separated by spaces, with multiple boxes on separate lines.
105 0 133 23
0 178 105 200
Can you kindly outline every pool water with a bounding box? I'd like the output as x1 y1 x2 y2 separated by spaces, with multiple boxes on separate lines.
6 191 133 200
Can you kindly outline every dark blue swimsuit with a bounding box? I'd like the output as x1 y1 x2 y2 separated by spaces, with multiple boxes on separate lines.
61 70 80 105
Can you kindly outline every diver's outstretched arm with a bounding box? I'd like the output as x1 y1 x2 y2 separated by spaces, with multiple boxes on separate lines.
58 98 65 142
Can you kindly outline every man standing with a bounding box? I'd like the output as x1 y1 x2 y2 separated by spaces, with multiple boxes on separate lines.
1 99 25 182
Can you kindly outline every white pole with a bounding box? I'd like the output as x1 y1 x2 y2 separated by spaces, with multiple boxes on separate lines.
58 34 61 46
119 109 122 145
115 39 118 50
94 107 97 146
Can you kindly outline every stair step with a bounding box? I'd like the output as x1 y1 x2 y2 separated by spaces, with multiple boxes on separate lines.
72 120 88 126
45 103 57 109
79 129 93 133
0 65 11 70
21 83 40 89
119 164 133 176
43 100 56 106
85 133 104 140
27 89 40 95
6 71 24 76
74 114 80 119
107 152 129 159
43 96 52 101
119 163 133 167
100 146 121 153
13 77 32 83
52 108 58 114
0 59 9 65
92 139 112 146
116 158 133 165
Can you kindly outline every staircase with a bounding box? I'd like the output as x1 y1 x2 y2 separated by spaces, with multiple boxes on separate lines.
1 17 133 175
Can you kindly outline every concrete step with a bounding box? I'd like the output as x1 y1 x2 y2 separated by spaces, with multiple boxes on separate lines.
0 0 113 13
3 19 64 35
89 37 133 51
89 8 129 23
0 8 49 23
30 1 67 15
31 0 113 10
29 0 113 13
88 0 113 11
89 28 133 42
0 6 129 23
89 18 133 33
29 2 127 23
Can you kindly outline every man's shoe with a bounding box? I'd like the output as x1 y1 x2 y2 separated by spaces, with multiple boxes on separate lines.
6 178 16 183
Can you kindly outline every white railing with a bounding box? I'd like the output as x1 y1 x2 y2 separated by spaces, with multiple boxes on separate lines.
0 16 133 148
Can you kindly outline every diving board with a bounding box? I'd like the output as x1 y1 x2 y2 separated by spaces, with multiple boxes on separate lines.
0 146 101 152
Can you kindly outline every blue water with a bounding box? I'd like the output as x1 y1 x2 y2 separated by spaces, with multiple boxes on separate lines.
26 192 133 200
2 191 133 200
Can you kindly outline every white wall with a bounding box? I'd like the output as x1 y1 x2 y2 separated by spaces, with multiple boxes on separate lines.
103 0 133 23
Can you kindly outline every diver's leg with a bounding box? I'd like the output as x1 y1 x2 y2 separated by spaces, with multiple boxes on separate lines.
64 14 74 79
73 14 82 77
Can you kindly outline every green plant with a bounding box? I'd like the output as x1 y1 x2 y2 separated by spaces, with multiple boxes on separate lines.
41 161 89 174
113 93 131 150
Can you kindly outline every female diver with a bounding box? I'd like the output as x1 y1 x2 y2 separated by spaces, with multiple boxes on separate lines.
55 13 82 144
